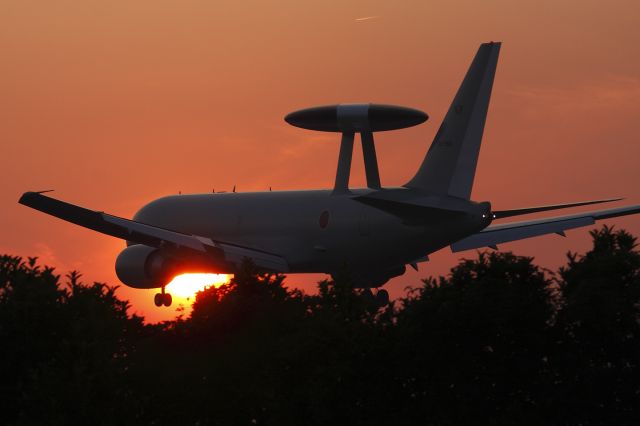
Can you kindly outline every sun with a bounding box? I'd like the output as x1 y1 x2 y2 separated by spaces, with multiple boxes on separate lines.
165 273 231 298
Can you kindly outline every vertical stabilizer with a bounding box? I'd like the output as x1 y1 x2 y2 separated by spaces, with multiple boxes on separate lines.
405 42 501 199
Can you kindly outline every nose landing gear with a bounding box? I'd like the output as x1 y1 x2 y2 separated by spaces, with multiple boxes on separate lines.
154 287 172 307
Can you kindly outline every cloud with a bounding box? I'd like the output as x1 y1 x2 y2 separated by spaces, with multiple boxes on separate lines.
32 242 66 271
508 76 640 115
31 242 85 275
0 243 67 273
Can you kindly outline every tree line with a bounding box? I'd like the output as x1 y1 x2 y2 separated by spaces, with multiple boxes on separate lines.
1 226 639 425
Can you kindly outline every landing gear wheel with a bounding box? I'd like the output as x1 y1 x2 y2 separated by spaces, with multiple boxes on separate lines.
154 288 172 307
163 293 172 307
154 293 163 307
376 289 390 307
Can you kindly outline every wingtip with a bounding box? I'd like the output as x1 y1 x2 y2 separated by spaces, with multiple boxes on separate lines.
19 190 54 206
594 197 624 205
18 191 37 205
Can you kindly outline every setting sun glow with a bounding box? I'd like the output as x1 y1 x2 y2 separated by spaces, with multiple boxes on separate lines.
165 273 231 298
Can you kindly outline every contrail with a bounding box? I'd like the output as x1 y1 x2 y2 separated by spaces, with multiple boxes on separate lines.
355 16 379 22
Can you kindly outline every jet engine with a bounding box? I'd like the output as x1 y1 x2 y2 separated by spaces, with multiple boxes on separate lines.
115 244 176 289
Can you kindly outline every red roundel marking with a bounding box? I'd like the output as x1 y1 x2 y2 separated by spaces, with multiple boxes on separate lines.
319 211 330 229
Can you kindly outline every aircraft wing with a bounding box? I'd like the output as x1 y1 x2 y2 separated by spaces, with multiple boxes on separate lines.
450 205 640 252
18 191 289 272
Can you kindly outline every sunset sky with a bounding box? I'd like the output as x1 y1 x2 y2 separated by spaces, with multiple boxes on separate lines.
2 0 639 322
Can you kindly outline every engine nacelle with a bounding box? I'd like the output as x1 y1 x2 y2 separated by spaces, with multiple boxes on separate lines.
115 244 176 289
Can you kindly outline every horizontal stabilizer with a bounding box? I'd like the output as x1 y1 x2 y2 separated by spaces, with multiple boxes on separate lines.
492 197 622 219
353 189 481 225
451 204 640 252
354 196 467 225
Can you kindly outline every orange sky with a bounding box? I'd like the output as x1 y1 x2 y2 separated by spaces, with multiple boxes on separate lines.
2 0 640 322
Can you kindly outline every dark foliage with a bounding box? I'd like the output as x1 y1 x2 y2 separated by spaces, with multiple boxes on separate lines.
1 226 639 425
394 251 555 424
551 227 640 424
0 256 144 425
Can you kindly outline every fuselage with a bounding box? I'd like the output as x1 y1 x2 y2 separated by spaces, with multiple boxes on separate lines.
132 187 489 279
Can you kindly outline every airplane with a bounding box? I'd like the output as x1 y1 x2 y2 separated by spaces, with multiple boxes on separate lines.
19 42 640 307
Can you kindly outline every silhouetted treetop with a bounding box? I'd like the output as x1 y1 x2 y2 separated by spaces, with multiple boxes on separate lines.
551 226 640 423
2 225 640 425
189 259 306 338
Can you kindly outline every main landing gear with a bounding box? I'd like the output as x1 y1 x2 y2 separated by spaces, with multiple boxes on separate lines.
154 287 172 307
362 288 390 308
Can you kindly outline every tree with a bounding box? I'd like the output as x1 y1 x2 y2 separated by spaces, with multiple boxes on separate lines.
550 226 640 424
394 251 555 424
0 255 144 425
4 225 640 425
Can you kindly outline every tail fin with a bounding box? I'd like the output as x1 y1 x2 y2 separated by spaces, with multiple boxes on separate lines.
405 42 501 199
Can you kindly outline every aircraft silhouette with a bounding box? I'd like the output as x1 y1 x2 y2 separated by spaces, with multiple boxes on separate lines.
20 42 640 307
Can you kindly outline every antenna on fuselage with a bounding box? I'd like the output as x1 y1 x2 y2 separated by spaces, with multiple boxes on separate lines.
285 104 428 194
